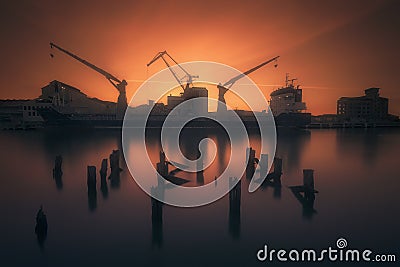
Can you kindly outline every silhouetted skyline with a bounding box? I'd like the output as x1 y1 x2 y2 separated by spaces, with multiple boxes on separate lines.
0 0 399 115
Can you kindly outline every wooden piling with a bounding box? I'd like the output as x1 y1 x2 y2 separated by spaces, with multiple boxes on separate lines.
246 147 256 168
260 154 268 178
87 166 96 190
100 158 107 177
156 151 168 176
109 150 121 174
246 147 256 179
274 157 282 175
196 153 204 185
303 169 314 192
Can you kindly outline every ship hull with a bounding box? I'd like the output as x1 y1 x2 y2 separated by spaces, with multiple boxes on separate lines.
39 108 310 128
274 113 311 127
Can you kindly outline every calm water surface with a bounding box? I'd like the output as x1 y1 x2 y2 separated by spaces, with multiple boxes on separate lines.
0 128 399 266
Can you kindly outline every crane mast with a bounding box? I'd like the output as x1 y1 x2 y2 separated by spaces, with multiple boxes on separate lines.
147 51 198 91
217 56 279 113
49 42 127 120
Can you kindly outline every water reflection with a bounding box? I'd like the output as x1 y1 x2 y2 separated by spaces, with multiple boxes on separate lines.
52 155 63 190
151 194 163 248
229 177 241 239
35 206 47 251
336 128 381 166
3 127 399 266
275 128 310 174
87 166 97 212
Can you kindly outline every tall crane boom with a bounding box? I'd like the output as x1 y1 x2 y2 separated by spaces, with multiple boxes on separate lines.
222 56 280 88
49 42 128 119
50 42 126 91
147 51 198 91
217 56 279 113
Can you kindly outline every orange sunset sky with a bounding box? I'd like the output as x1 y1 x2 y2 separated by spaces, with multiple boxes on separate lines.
0 0 399 115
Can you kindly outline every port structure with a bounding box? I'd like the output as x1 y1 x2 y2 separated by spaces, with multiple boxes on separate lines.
147 51 208 115
217 56 279 113
49 42 128 120
147 51 199 91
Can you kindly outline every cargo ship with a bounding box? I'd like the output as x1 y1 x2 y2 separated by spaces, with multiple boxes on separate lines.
269 74 311 127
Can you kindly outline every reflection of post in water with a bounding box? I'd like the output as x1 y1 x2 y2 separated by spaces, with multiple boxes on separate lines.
246 147 258 179
229 177 241 239
216 131 229 175
151 151 167 248
196 151 204 185
87 166 97 212
35 205 48 251
100 158 108 199
109 150 122 188
53 155 63 190
275 129 310 174
289 169 318 220
263 157 282 199
151 187 163 248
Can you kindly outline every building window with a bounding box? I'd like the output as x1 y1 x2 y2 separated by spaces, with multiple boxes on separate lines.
28 112 31 116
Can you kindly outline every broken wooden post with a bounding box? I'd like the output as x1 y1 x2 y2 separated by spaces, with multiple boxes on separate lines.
246 147 256 179
273 157 282 186
303 169 314 191
109 150 121 188
274 157 282 175
159 150 166 165
196 152 204 185
259 154 268 179
100 158 108 199
156 151 168 187
246 147 256 168
303 169 315 201
109 150 121 173
289 169 317 219
100 158 107 178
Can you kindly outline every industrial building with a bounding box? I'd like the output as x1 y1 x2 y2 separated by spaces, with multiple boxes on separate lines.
40 80 117 116
0 99 51 129
337 88 389 122
0 80 119 129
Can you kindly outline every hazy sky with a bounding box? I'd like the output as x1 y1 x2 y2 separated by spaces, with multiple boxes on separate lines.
0 0 399 115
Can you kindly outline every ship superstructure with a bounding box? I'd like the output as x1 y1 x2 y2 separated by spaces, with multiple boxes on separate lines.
269 74 311 127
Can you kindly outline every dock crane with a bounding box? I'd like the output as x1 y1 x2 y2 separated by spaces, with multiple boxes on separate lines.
147 51 198 91
217 56 279 113
49 42 128 120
